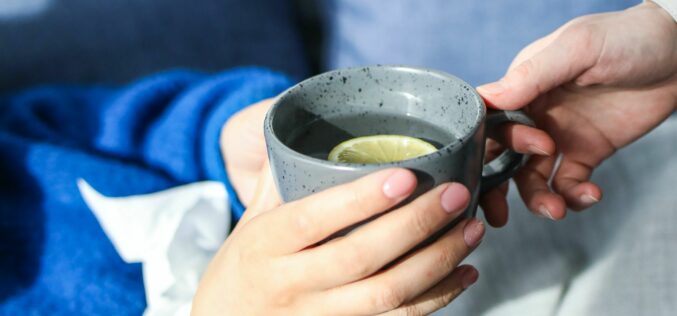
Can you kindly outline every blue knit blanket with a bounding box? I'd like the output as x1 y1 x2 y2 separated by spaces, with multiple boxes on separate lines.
0 67 291 315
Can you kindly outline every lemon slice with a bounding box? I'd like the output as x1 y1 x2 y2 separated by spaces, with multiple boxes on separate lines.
328 135 437 164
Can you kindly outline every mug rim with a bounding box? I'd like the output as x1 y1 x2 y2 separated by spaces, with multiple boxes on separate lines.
264 65 486 169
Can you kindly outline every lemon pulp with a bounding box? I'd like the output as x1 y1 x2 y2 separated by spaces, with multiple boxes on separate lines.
327 135 437 164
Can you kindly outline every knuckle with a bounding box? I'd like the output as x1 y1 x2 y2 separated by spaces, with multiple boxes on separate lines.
269 289 296 308
431 290 457 311
561 20 596 52
347 188 374 217
566 16 593 32
264 264 302 307
513 58 535 80
433 245 459 271
290 210 318 243
271 260 302 292
346 184 364 204
507 58 541 92
409 206 435 238
337 240 373 278
400 305 424 316
509 59 544 95
373 285 406 312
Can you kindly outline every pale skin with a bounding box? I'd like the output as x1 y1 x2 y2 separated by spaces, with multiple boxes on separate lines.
477 0 677 222
193 1 676 315
193 165 484 315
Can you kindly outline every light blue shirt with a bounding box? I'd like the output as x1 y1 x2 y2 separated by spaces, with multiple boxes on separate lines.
323 1 677 315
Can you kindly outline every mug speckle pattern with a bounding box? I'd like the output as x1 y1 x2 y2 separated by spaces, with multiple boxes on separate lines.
264 65 532 223
264 66 487 217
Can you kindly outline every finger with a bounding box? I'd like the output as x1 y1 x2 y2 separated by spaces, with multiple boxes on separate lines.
551 158 603 211
380 265 478 316
320 219 484 315
488 123 556 156
244 168 417 255
477 24 600 110
513 155 566 220
479 182 509 227
288 183 471 288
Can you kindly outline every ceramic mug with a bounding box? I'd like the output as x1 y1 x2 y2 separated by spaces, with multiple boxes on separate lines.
264 65 533 222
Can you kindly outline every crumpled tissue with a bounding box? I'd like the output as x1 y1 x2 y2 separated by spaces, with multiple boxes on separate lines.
78 180 231 316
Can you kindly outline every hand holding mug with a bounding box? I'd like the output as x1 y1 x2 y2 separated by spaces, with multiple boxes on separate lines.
192 168 482 315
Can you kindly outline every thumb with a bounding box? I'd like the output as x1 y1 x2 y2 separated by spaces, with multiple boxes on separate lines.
477 25 600 110
237 159 283 225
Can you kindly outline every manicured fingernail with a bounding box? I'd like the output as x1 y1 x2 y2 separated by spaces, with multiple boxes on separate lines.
462 267 479 289
527 145 551 156
382 169 415 199
463 219 485 248
538 204 555 220
477 81 505 95
580 194 599 205
440 183 470 214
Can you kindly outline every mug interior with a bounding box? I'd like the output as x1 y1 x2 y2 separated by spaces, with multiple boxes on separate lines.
268 65 484 162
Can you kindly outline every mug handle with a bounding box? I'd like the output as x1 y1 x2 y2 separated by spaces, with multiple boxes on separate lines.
480 110 536 193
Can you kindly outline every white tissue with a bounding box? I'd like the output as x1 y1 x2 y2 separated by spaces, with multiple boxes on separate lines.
78 180 231 316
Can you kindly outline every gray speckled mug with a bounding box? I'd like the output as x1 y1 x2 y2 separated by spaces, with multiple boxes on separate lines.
264 65 533 221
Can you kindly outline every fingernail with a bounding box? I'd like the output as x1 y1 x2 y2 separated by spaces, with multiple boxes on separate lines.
440 183 470 214
580 194 599 205
382 169 415 199
538 204 555 220
462 267 479 289
527 145 551 156
463 219 485 248
477 81 505 95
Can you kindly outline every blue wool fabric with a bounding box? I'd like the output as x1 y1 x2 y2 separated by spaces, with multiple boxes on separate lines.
0 67 292 315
